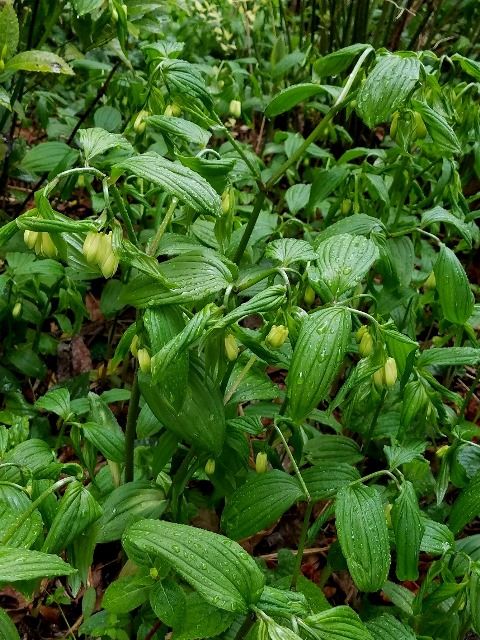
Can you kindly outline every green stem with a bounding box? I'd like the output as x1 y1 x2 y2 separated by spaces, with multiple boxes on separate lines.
224 355 257 405
363 388 386 449
351 468 402 491
147 197 178 257
291 500 313 590
124 372 140 483
233 191 266 264
234 613 256 640
274 422 310 500
1 476 75 545
213 115 260 179
111 184 137 246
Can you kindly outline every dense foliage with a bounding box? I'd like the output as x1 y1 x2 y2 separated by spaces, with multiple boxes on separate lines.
0 1 479 639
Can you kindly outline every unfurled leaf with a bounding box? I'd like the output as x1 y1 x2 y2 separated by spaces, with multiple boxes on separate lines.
266 238 316 266
418 347 480 367
286 307 352 424
302 463 360 501
314 43 371 77
366 614 416 640
449 470 480 535
35 388 71 420
0 2 19 60
150 578 186 627
384 440 425 469
411 99 461 155
434 244 474 324
336 484 390 592
420 517 454 555
356 55 421 127
304 435 363 466
72 0 105 16
5 50 74 74
103 574 154 614
221 471 304 540
159 59 212 109
265 83 328 117
147 115 210 146
175 592 235 640
21 142 78 174
77 128 131 163
0 607 19 640
421 206 472 246
114 153 221 217
0 547 75 581
123 520 265 613
392 481 424 581
304 606 374 640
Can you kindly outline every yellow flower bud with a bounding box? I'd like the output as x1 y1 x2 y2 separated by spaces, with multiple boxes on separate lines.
341 198 352 215
100 251 119 279
229 99 241 118
265 325 288 349
40 233 58 258
385 503 393 528
98 233 119 278
413 111 427 139
304 285 315 306
435 444 450 459
221 188 234 215
255 452 268 474
358 331 373 357
24 229 38 250
149 567 158 579
373 367 385 390
0 59 4 73
12 302 22 318
205 458 216 475
355 325 368 342
224 333 239 361
384 357 397 388
390 111 400 140
137 348 151 374
83 231 101 265
423 271 436 290
133 110 149 134
130 335 139 358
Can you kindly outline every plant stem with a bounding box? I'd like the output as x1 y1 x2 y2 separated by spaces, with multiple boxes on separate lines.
291 500 313 590
111 184 137 245
274 422 310 500
234 613 256 640
1 476 75 545
213 115 260 179
224 354 257 404
233 191 266 264
124 371 140 483
351 468 402 491
147 197 178 256
363 388 386 449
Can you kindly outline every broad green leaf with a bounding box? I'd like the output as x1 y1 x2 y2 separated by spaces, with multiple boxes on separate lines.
384 440 425 469
159 59 212 109
147 115 211 146
335 484 390 592
5 50 74 74
381 581 414 616
42 481 102 554
265 238 316 266
257 586 308 617
304 435 363 466
0 607 19 640
314 43 371 77
81 421 125 463
315 233 379 298
365 614 416 640
103 574 154 614
0 439 54 483
114 153 221 217
178 154 235 194
21 141 78 174
286 184 311 215
96 482 167 544
265 83 328 117
452 53 480 81
470 566 480 635
382 328 418 376
304 606 374 640
122 520 265 613
315 215 385 244
417 347 480 368
71 0 103 16
286 307 352 424
420 517 454 555
264 619 303 640
0 546 75 581
356 55 421 127
0 486 42 549
0 86 11 111
308 166 349 211
392 481 425 581
35 388 71 420
221 471 304 540
302 463 360 501
175 592 236 640
421 206 472 246
77 128 131 163
449 470 480 535
94 105 122 132
412 99 461 155
150 578 186 627
0 2 19 60
434 244 474 324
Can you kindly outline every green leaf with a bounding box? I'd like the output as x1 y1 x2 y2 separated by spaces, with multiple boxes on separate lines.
411 99 461 155
102 574 154 614
177 155 234 194
417 347 480 368
0 86 11 111
449 470 480 535
286 184 311 215
221 471 304 540
114 153 221 217
257 586 308 618
0 2 19 60
266 238 316 266
175 592 236 640
382 328 418 376
420 517 453 555
365 614 416 640
384 441 425 470
335 484 391 592
160 59 212 109
81 421 125 463
71 0 103 16
264 619 303 640
0 607 20 640
77 128 131 163
315 234 379 298
304 435 363 466
308 166 349 211
392 481 424 581
304 606 374 640
42 481 102 554
96 482 167 544
381 581 414 616
0 487 42 549
452 53 480 81
35 388 71 420
314 43 371 77
433 244 474 324
122 520 265 613
150 578 186 627
0 546 75 581
421 206 472 246
301 463 360 501
147 115 211 146
5 50 74 74
0 439 54 483
21 141 78 174
470 565 480 634
356 54 421 127
286 307 352 424
265 83 328 117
